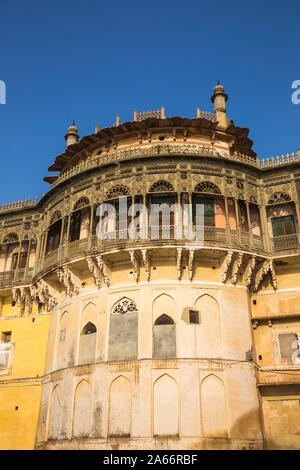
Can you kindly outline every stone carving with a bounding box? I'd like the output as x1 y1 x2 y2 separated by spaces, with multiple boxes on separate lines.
231 253 243 284
188 249 195 281
177 248 182 280
141 249 150 282
12 288 25 315
34 279 59 311
193 181 221 194
220 251 233 283
87 257 102 288
254 259 277 291
244 256 256 287
57 266 81 297
20 287 33 314
129 250 139 282
95 255 111 287
112 297 138 314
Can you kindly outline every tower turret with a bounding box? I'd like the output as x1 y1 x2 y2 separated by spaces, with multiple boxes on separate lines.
64 121 79 147
211 81 229 127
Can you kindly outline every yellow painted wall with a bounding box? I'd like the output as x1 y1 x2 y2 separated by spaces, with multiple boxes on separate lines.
0 312 51 449
0 383 42 450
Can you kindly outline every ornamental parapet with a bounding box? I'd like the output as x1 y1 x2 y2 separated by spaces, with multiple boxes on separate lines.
50 143 300 190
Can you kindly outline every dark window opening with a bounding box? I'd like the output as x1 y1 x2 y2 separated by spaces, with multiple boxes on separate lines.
1 331 11 343
189 310 199 324
192 196 215 226
271 215 296 237
69 211 82 242
155 315 174 325
82 322 97 335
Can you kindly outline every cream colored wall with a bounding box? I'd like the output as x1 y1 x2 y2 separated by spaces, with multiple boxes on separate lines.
36 279 262 449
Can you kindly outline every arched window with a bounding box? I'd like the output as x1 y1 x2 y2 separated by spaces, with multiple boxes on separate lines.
82 322 97 335
192 182 220 227
148 180 175 193
50 210 62 225
153 314 176 358
2 233 18 244
268 192 291 205
112 298 138 314
109 298 138 360
47 212 62 254
79 322 97 365
73 197 90 211
106 185 130 200
193 182 221 195
155 314 174 325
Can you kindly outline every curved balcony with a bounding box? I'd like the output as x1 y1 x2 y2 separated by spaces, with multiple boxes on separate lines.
33 224 266 280
50 143 300 190
0 268 33 289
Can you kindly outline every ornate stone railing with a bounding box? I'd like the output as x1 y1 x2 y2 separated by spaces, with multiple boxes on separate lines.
0 267 33 288
50 143 300 190
0 197 38 214
272 233 300 252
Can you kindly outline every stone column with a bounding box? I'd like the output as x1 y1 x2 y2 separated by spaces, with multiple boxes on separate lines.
26 238 32 268
246 201 254 247
88 205 94 249
259 205 270 252
224 197 231 244
234 199 241 244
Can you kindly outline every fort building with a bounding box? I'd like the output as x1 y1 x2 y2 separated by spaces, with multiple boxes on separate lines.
0 83 300 450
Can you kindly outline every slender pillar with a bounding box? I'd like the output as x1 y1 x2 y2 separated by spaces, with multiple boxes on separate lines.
259 205 270 252
234 199 241 244
246 201 254 246
224 197 231 244
88 205 95 249
26 239 32 268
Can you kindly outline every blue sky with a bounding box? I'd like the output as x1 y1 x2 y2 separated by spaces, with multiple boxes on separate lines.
0 0 299 203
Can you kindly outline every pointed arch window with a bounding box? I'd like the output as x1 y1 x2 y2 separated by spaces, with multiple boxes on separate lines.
79 322 97 365
154 314 174 325
153 315 176 358
112 298 138 315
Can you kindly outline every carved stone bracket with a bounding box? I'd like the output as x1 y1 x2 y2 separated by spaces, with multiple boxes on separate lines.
141 249 150 282
12 287 25 315
95 255 111 287
220 250 233 283
20 287 33 314
244 256 256 288
188 249 195 281
57 266 81 297
129 250 140 283
254 259 277 291
177 248 183 280
87 257 102 288
231 253 243 284
31 279 59 311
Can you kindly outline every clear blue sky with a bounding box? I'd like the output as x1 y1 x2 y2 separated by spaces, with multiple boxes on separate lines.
0 0 299 204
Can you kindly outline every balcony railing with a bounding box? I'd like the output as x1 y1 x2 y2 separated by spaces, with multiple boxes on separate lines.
50 143 300 190
272 233 300 251
0 267 33 288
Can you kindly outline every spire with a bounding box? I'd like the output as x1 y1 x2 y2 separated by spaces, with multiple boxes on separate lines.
64 120 79 147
